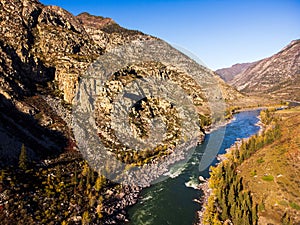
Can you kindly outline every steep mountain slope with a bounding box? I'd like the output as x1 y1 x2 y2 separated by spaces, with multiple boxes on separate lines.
230 40 300 100
0 0 153 164
0 0 243 165
216 62 255 82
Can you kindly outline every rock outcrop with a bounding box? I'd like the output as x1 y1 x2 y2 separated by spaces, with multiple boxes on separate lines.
0 0 155 163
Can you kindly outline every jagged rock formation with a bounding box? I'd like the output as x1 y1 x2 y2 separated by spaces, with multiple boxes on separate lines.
216 62 256 82
0 0 153 164
0 0 153 104
230 40 300 100
77 12 150 51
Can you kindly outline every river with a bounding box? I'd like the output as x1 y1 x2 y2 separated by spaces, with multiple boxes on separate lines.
127 110 261 225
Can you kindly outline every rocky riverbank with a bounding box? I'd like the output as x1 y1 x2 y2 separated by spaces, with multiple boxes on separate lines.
102 184 142 224
194 177 211 224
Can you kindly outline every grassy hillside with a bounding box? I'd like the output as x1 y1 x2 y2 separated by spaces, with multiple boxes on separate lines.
202 107 299 225
239 107 300 224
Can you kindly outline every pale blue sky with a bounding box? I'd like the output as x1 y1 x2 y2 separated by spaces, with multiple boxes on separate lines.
41 0 300 70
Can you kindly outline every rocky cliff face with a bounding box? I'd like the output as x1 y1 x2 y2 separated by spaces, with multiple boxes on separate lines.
0 0 154 163
0 0 242 165
76 12 151 51
216 62 256 82
230 40 300 100
0 0 153 104
1 0 98 103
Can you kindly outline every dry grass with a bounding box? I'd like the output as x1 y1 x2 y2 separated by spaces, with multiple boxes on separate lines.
238 107 300 224
228 94 281 110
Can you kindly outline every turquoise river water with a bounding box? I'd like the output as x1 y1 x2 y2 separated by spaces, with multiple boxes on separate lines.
128 110 261 225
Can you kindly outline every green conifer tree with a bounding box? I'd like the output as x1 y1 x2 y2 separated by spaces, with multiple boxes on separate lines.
19 144 27 170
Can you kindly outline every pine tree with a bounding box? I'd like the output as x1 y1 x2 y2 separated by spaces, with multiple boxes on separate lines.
19 144 27 170
228 185 236 214
242 210 251 225
252 204 258 225
82 161 90 177
212 212 222 225
82 211 90 225
281 212 292 225
203 195 217 224
97 196 103 219
95 175 106 191
0 169 5 183
72 170 78 185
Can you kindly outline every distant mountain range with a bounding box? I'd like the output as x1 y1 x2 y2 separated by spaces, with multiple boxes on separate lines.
216 62 256 82
217 40 300 101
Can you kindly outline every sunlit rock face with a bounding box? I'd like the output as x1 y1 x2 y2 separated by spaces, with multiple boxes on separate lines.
0 0 241 168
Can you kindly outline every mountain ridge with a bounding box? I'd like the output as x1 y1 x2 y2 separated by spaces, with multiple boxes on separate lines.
216 62 256 82
230 39 300 100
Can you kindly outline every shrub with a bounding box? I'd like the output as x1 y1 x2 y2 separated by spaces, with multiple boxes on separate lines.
262 175 274 181
289 202 300 210
250 170 257 177
256 157 265 163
